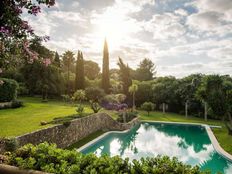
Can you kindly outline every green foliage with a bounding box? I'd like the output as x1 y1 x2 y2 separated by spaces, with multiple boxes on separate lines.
117 57 132 96
5 138 18 152
75 51 85 90
85 87 105 102
0 78 18 102
54 52 61 67
134 58 156 81
62 51 75 95
7 142 206 174
61 94 71 103
21 60 64 97
76 104 84 116
141 102 155 116
102 40 110 93
72 90 86 103
84 60 100 80
196 75 229 119
135 81 154 106
90 101 102 113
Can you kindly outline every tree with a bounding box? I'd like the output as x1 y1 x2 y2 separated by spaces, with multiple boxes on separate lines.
73 89 86 116
141 102 155 116
54 52 60 67
85 87 105 113
0 0 55 70
152 77 178 113
102 39 110 93
75 51 85 90
84 60 100 80
62 51 75 95
134 58 156 81
178 74 202 118
85 87 105 102
117 57 132 96
129 83 138 111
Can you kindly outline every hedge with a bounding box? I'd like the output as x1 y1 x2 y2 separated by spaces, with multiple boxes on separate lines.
6 142 209 174
0 78 19 102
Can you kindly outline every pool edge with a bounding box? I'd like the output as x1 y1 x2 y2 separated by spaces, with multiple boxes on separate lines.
142 120 232 162
77 127 134 152
77 120 232 162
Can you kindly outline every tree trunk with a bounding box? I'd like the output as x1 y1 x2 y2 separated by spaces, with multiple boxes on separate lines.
162 103 165 114
204 102 207 121
185 101 188 118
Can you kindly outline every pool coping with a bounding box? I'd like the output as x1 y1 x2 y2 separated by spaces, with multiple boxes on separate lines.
77 120 232 162
77 127 134 152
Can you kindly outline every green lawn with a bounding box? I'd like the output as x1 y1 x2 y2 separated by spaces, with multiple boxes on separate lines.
0 97 92 137
138 111 232 155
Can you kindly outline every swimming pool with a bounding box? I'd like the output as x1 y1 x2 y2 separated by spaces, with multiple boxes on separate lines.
80 122 232 174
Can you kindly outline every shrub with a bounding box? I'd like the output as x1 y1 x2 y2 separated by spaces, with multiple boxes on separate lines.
6 142 207 174
85 87 105 102
141 102 155 116
4 138 18 152
76 104 84 116
90 101 101 113
0 78 19 102
61 94 71 103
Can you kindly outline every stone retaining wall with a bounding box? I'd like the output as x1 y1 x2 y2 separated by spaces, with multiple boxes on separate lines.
0 113 139 153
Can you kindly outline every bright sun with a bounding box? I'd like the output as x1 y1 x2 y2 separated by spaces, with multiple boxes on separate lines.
92 7 139 52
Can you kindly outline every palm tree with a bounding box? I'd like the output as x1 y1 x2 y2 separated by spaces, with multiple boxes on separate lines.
129 84 138 111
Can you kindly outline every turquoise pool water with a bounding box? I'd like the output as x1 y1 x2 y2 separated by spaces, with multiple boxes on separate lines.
81 122 232 174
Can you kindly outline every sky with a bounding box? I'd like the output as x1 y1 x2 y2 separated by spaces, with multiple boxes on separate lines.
24 0 232 77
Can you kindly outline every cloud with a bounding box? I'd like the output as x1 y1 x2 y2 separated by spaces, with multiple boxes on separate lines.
22 0 232 78
175 8 188 16
144 13 186 39
187 0 232 35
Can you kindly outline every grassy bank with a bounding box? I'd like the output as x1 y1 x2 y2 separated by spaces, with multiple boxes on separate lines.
0 97 92 137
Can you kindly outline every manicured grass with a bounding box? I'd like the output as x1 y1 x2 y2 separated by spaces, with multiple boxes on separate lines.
138 111 232 155
0 97 93 137
67 130 105 150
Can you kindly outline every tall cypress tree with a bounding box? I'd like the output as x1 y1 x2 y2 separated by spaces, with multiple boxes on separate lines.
75 50 85 90
54 51 60 67
102 39 110 93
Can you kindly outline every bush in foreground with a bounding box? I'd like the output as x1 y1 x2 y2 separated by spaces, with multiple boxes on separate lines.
6 142 208 174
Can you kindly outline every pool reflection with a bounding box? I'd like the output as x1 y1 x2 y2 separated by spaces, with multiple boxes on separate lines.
81 122 232 174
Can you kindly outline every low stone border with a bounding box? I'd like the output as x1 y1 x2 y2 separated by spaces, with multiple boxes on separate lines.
141 120 232 162
0 164 50 174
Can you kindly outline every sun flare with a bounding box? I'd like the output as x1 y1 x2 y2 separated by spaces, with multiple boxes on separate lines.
91 7 139 52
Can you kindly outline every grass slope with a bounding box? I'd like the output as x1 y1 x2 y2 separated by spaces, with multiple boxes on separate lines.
0 97 92 137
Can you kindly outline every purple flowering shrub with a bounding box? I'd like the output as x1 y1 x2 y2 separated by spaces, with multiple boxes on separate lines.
102 102 128 111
